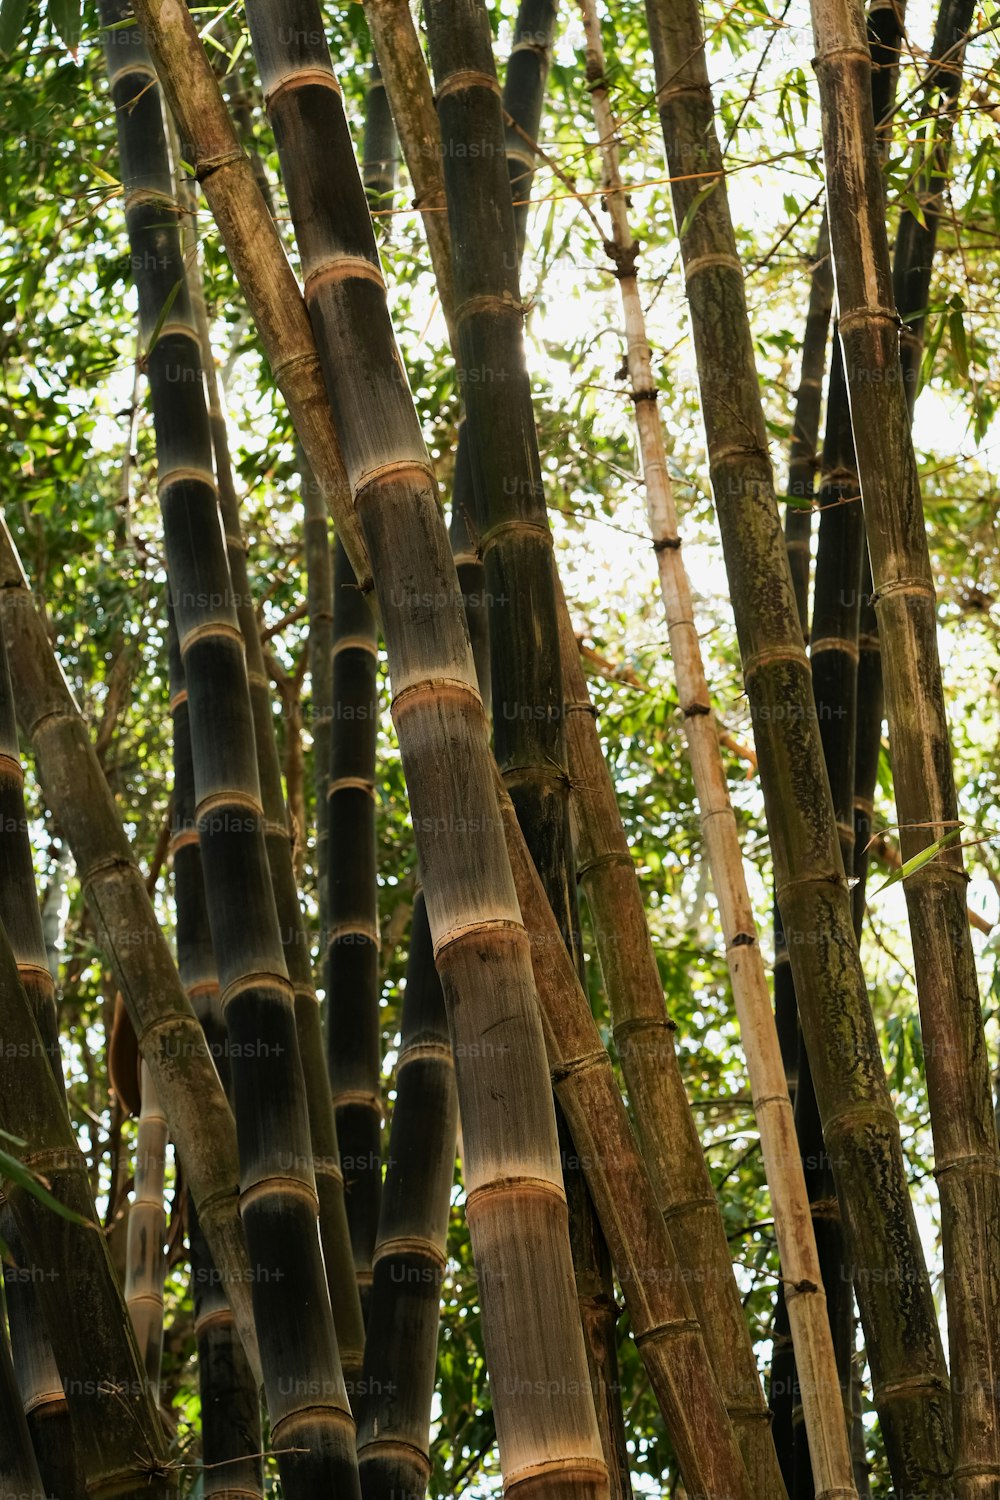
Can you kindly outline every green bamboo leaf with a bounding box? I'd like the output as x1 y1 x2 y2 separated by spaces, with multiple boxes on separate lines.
0 0 27 53
142 277 184 361
47 0 82 55
948 298 969 377
871 826 963 896
0 1145 88 1225
898 190 927 229
678 178 719 241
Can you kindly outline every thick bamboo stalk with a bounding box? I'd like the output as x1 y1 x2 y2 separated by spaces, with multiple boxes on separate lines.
0 922 172 1494
0 521 262 1391
0 612 82 1499
448 424 492 717
100 10 358 1494
495 767 756 1500
362 57 396 207
123 1060 168 1399
326 537 382 1309
578 9 855 1496
175 159 365 1380
810 0 1000 1487
644 0 954 1491
169 612 264 1500
0 1313 45 1500
424 11 630 1491
219 0 609 1488
356 890 458 1500
503 0 558 257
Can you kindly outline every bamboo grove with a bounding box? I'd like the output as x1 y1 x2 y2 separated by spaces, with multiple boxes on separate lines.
0 0 998 1496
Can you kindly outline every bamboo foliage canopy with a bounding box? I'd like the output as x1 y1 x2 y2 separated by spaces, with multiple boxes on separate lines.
0 0 999 1496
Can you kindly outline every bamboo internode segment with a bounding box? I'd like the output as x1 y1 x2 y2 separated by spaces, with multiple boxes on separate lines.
644 0 955 1489
100 11 358 1496
0 1326 45 1500
578 8 856 1495
0 521 262 1391
233 0 607 1489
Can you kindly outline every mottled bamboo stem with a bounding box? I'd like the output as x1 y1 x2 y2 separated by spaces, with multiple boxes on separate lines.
810 0 1000 1487
578 8 854 1495
644 0 953 1488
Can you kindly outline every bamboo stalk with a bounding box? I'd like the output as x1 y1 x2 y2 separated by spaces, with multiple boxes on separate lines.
355 891 458 1500
99 10 358 1493
495 767 757 1500
326 537 382 1311
578 11 856 1495
424 10 630 1489
0 520 262 1391
362 56 397 208
174 152 365 1381
809 0 1000 1486
0 602 82 1499
168 611 264 1500
644 0 954 1490
123 1060 169 1399
0 1314 45 1500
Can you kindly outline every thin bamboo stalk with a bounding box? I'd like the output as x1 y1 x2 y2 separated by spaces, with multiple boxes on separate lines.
495 766 757 1500
362 57 396 208
174 153 365 1381
424 11 629 1490
810 0 1000 1486
644 0 954 1490
123 1060 168 1399
326 537 382 1310
578 11 855 1495
0 603 82 1499
0 520 262 1391
168 611 264 1500
100 10 358 1493
356 890 458 1500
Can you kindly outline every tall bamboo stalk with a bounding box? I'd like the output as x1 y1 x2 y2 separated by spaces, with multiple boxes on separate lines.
100 10 358 1494
168 611 264 1500
578 9 855 1496
356 890 458 1500
174 152 365 1381
326 537 382 1310
810 0 1000 1486
644 0 954 1490
0 607 82 1499
123 1061 168 1398
424 10 629 1489
0 521 262 1389
145 1 608 1489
